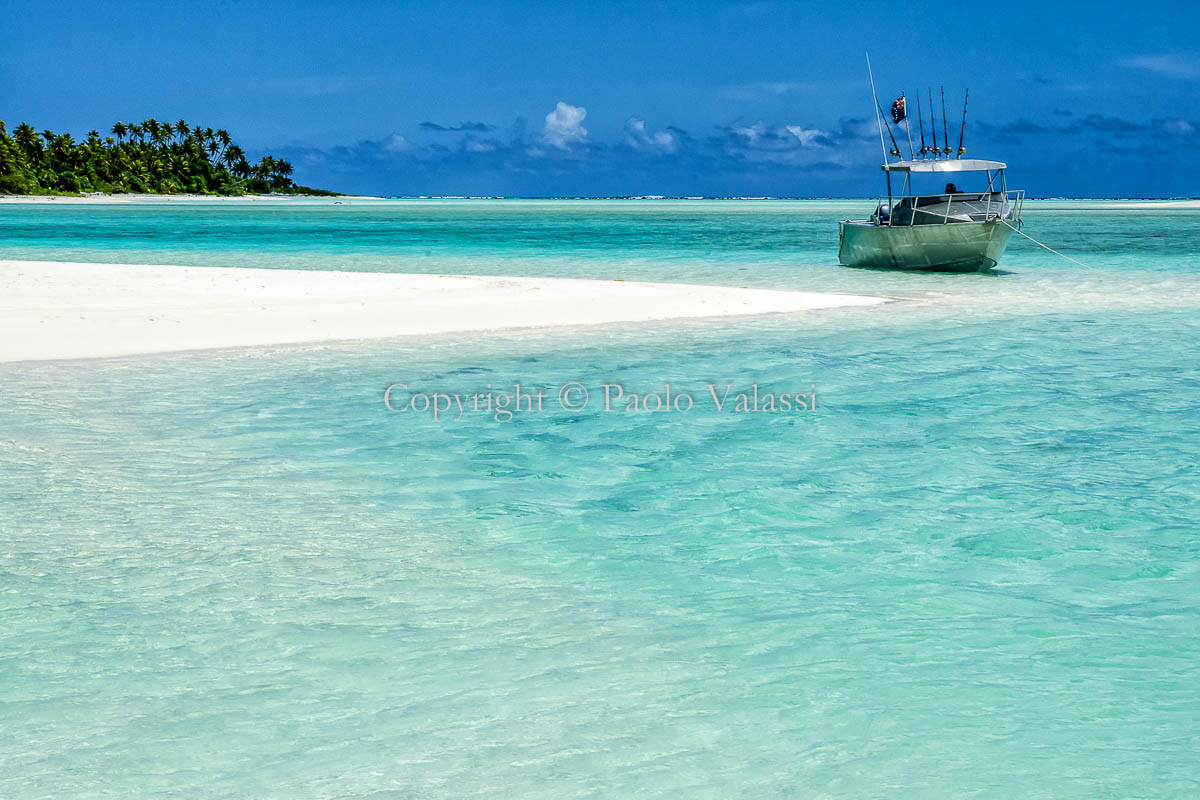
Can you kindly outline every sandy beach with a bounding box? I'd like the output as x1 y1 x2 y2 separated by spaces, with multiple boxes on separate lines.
0 259 887 362
0 193 370 204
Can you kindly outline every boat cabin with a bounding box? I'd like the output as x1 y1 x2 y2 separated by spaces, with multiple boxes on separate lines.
873 159 1021 227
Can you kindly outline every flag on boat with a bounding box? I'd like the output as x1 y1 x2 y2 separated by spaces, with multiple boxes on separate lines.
891 95 906 124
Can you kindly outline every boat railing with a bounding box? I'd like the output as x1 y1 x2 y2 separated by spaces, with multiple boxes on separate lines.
870 190 1024 227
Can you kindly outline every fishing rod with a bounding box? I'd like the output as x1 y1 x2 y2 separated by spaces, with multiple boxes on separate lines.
927 88 937 155
957 88 969 157
917 89 927 157
865 53 892 165
865 52 894 197
901 92 914 160
876 96 902 158
940 85 949 156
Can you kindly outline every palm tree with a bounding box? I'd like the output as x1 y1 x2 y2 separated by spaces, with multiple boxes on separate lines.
14 122 42 161
0 141 18 175
50 133 75 163
175 119 190 141
143 118 166 150
222 144 244 172
253 155 276 180
112 121 127 143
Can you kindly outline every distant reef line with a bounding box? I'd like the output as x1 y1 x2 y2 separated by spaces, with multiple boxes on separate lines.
0 117 338 196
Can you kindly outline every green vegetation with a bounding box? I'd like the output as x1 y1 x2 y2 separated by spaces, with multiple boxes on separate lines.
0 117 338 196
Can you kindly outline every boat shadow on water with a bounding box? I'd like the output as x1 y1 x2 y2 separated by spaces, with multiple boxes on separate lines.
837 261 1016 277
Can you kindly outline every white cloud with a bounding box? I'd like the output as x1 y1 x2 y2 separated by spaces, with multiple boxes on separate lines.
543 102 588 148
731 122 829 149
624 118 677 153
719 121 843 166
720 82 801 102
1122 53 1200 80
249 75 370 97
732 122 766 144
383 134 413 153
784 125 824 146
1161 119 1197 136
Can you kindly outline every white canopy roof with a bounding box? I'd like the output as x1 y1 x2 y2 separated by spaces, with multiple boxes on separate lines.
882 159 1007 173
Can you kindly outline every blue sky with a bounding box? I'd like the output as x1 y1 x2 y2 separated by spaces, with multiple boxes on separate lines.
5 0 1199 196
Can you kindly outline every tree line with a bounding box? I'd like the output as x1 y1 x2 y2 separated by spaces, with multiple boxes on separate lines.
0 117 336 195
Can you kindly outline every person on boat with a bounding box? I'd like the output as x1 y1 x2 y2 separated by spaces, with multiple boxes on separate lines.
944 182 960 194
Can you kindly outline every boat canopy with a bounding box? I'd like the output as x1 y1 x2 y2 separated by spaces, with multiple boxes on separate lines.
882 159 1006 173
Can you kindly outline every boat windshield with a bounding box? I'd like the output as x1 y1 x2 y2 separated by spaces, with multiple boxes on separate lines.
885 193 1010 225
898 168 1006 197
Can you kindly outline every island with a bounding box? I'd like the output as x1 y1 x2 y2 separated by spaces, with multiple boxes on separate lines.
0 117 337 196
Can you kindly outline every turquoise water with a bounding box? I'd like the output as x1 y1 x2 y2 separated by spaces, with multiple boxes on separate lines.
2 200 1199 798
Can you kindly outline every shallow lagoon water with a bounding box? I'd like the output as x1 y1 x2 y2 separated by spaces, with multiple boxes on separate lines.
1 200 1198 797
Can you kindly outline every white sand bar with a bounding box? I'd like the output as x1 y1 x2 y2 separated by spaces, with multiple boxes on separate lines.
0 260 887 362
1105 200 1200 209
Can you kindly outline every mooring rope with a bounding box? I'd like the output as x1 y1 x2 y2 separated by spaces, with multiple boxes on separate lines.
998 218 1142 289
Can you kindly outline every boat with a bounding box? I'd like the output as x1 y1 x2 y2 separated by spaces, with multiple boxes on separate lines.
838 70 1025 272
838 159 1024 271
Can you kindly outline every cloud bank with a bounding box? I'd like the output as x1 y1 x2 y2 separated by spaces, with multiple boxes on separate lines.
1122 53 1200 81
419 121 496 132
275 101 1200 198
